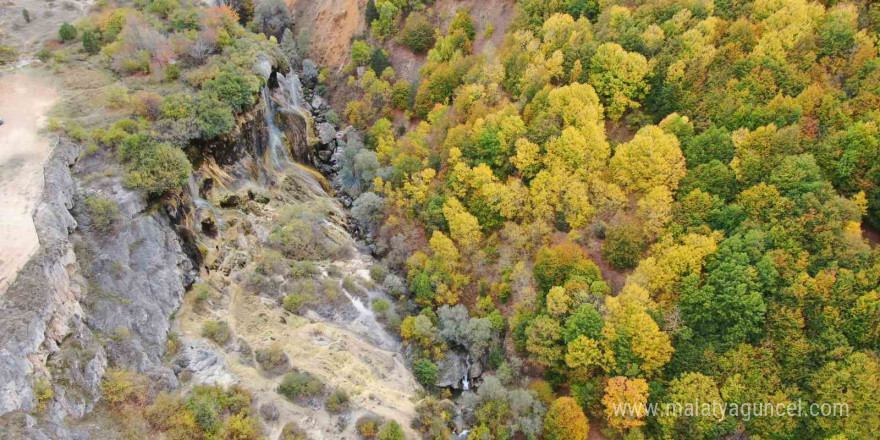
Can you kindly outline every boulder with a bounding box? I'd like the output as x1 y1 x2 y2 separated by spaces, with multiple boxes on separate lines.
434 351 482 389
301 59 318 87
317 122 337 145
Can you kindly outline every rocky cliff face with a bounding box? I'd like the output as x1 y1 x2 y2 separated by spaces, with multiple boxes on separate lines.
0 135 196 436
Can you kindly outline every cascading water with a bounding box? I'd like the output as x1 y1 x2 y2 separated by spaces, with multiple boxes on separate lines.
187 176 221 232
462 354 472 391
261 86 292 169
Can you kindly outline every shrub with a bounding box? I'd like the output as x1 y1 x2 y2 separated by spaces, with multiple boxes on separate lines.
399 13 435 54
81 30 100 54
325 389 350 413
194 93 235 138
449 9 476 41
412 357 438 387
255 344 290 374
147 0 179 18
282 292 306 312
119 140 192 195
369 264 388 283
279 422 308 440
601 224 647 270
192 282 210 304
131 91 163 120
34 378 55 412
277 370 324 402
203 71 260 113
0 46 18 65
533 243 601 294
391 80 411 110
222 413 261 440
357 415 383 438
83 195 120 232
377 420 405 440
101 369 147 407
351 40 372 66
58 22 77 41
202 320 232 345
372 298 390 314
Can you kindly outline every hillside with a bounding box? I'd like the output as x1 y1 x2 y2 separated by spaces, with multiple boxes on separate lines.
0 0 878 440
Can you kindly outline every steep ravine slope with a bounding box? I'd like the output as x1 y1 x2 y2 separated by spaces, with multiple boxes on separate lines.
0 61 420 439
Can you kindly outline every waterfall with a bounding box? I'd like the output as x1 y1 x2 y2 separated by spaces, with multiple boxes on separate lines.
186 176 221 232
457 430 470 439
461 354 472 391
261 86 292 169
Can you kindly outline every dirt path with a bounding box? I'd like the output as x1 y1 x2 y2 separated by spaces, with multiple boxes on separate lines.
0 71 57 294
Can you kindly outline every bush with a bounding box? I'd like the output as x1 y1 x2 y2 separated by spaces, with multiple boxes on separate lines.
0 46 18 65
449 9 476 41
222 413 261 440
412 357 438 387
83 195 120 232
357 415 383 438
202 320 232 345
101 369 147 407
283 293 305 312
279 422 308 440
351 40 372 66
372 298 390 314
399 13 435 54
377 420 405 440
131 91 163 120
58 22 77 41
81 30 100 54
204 71 260 113
194 93 235 138
256 344 290 374
325 389 350 413
277 370 324 402
120 141 192 195
391 80 411 110
601 224 647 270
533 243 601 294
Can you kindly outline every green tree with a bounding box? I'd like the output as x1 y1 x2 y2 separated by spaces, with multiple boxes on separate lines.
413 357 438 387
602 224 647 270
81 30 100 54
400 12 435 54
588 42 649 119
58 22 77 42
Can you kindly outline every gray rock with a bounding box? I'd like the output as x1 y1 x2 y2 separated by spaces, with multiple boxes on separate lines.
317 122 337 145
175 339 236 386
311 94 328 111
259 402 279 421
301 59 318 87
434 351 481 389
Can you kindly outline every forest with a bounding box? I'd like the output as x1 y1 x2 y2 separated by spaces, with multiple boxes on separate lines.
5 0 878 439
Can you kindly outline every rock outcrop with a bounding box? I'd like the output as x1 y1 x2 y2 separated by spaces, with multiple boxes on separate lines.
0 136 195 430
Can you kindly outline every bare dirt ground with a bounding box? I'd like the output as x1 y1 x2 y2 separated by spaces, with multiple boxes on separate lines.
0 0 88 55
291 0 366 71
0 70 57 294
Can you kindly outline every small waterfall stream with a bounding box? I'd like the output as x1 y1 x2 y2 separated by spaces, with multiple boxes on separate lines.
262 86 292 169
186 176 221 232
462 354 472 391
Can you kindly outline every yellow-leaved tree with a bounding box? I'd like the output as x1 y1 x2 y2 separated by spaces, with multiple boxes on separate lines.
602 376 650 431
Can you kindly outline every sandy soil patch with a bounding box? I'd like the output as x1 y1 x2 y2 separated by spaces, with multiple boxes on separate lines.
0 70 57 294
